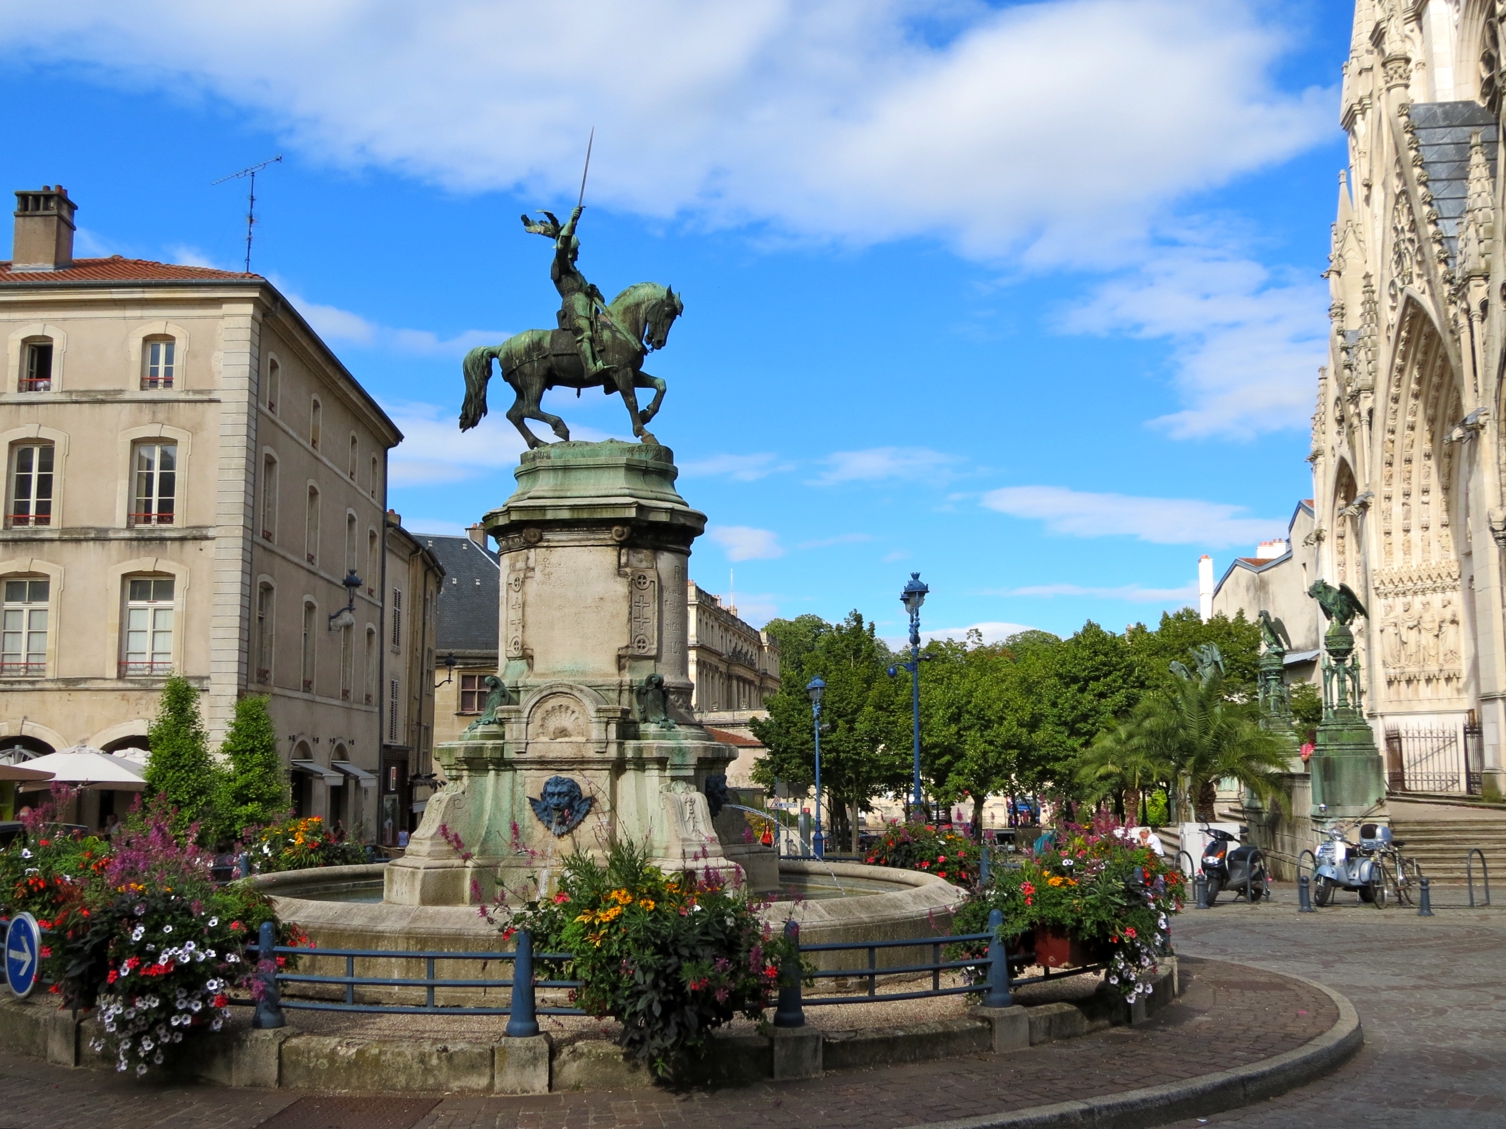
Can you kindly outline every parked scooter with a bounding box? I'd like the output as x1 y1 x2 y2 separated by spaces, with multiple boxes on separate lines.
1312 817 1384 906
1199 825 1269 905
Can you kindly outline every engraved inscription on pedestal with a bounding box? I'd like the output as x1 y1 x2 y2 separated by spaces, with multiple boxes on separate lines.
505 555 532 660
628 570 658 656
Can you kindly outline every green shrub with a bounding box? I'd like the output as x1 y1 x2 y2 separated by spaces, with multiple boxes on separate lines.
144 676 221 836
216 695 289 842
863 820 979 887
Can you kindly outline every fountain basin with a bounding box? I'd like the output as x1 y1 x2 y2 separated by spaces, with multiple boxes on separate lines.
257 859 966 1001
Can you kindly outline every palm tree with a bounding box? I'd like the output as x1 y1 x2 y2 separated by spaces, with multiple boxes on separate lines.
1090 674 1292 823
1074 738 1170 825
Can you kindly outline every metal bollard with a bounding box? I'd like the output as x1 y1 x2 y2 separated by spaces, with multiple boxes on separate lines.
1297 874 1314 913
772 919 805 1028
979 845 991 887
1194 873 1208 910
505 929 540 1037
252 920 286 1029
981 908 1013 1008
1417 876 1434 917
238 852 251 880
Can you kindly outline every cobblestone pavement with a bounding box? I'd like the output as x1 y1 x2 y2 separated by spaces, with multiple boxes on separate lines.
1162 883 1506 1129
0 958 1335 1129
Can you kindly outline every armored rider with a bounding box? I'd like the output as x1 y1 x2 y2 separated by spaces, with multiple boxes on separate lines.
550 206 610 382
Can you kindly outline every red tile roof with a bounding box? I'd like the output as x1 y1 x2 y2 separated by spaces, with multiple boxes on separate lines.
1236 557 1277 566
706 726 764 748
0 256 257 284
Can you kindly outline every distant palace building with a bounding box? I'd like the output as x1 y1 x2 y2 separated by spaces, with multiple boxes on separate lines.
0 185 441 835
430 526 779 785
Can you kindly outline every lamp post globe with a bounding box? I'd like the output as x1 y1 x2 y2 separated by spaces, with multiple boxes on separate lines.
806 677 826 859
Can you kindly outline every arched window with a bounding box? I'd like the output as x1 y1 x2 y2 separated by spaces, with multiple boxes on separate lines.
141 337 175 389
255 582 275 683
131 441 177 526
8 441 54 528
266 358 280 415
20 337 52 392
365 626 377 706
301 601 317 693
370 455 379 500
2 576 49 677
120 575 174 677
260 453 278 542
348 434 358 480
305 486 320 565
345 512 358 574
340 623 353 701
366 529 378 597
310 397 322 451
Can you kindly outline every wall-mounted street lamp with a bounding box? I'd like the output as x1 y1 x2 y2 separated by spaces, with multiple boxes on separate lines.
328 570 362 631
434 652 456 690
807 675 826 859
887 572 929 820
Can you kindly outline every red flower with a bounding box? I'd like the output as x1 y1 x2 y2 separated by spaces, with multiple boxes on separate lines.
919 860 929 868
39 946 50 958
38 839 50 847
107 970 118 984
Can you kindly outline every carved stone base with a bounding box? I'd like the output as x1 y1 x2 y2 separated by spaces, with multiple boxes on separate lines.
1310 709 1388 820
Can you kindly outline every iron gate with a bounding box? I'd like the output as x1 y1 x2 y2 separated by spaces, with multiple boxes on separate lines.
1385 721 1483 795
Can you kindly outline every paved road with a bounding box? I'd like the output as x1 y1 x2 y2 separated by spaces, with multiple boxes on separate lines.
1164 882 1506 1128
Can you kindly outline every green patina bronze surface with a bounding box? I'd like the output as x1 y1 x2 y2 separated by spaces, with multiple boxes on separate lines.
1306 582 1385 818
458 207 684 448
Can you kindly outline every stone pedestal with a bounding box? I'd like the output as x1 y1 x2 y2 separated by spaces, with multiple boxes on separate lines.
386 442 743 905
1310 621 1387 822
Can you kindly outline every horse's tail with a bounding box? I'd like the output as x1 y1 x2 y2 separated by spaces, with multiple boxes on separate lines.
459 345 502 431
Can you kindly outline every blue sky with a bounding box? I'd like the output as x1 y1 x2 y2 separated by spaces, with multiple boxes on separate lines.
0 0 1352 642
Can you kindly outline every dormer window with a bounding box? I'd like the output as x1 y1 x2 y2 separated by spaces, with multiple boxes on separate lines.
20 339 52 392
141 337 175 389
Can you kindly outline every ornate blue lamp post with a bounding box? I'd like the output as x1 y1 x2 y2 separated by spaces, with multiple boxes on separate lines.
807 676 826 859
889 573 929 820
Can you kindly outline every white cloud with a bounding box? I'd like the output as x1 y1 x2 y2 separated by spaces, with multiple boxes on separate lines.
166 244 219 269
384 399 527 487
981 485 1283 547
1063 248 1328 438
679 452 790 481
999 581 1198 602
284 290 503 357
708 525 785 561
882 550 910 562
0 1 1329 264
809 447 957 486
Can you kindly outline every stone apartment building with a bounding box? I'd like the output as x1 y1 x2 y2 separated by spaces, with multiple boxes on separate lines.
380 514 443 843
427 527 780 784
0 184 434 834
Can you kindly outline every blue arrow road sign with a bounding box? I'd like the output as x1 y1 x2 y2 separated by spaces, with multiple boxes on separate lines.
5 912 40 998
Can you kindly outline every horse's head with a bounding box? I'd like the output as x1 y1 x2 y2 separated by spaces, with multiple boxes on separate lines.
644 285 684 352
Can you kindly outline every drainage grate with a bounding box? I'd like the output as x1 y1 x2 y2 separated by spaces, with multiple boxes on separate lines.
254 1096 442 1129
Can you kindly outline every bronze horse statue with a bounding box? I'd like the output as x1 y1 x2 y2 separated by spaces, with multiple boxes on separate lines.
459 281 684 448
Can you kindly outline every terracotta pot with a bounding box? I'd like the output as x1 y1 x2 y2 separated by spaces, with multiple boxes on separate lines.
1033 925 1106 968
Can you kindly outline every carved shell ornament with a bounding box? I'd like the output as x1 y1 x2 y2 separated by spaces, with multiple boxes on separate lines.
534 698 586 740
529 775 592 836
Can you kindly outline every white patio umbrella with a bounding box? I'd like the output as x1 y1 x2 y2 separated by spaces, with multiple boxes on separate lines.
18 747 148 790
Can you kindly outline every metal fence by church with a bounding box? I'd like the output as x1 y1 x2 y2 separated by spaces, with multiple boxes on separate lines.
1385 718 1484 795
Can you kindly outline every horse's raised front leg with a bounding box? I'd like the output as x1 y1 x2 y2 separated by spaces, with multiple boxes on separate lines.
633 371 667 425
613 367 657 444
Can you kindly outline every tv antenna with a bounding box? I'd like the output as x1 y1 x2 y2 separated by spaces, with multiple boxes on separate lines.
212 155 283 274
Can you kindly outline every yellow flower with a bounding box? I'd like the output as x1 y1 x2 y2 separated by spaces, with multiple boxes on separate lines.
1048 876 1065 887
638 899 656 912
610 888 633 905
574 912 592 923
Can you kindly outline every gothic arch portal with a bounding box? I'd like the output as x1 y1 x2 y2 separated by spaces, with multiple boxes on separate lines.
1374 297 1467 700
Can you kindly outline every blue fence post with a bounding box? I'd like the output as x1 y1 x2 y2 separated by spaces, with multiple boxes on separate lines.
772 920 805 1028
252 920 286 1029
238 852 251 880
981 908 1013 1008
505 930 540 1038
979 844 991 887
1297 874 1314 913
1417 876 1434 917
1193 873 1208 910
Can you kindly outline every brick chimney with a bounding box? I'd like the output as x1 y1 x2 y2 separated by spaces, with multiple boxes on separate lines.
13 186 76 271
466 523 488 548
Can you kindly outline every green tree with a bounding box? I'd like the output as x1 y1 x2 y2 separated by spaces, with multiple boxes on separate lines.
144 675 221 835
216 695 289 842
1125 608 1261 696
1090 672 1292 822
1289 682 1323 746
750 611 909 848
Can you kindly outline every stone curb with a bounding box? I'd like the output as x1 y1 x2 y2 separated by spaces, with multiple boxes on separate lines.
895 963 1363 1129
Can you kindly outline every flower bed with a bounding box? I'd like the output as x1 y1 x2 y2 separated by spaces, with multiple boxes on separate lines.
0 791 298 1077
249 816 368 872
863 821 979 887
954 816 1183 1001
504 842 802 1078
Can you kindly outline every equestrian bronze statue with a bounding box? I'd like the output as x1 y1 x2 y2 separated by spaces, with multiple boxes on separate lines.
459 205 684 448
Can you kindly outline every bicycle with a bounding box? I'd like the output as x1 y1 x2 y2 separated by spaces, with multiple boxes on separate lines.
1358 822 1424 907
